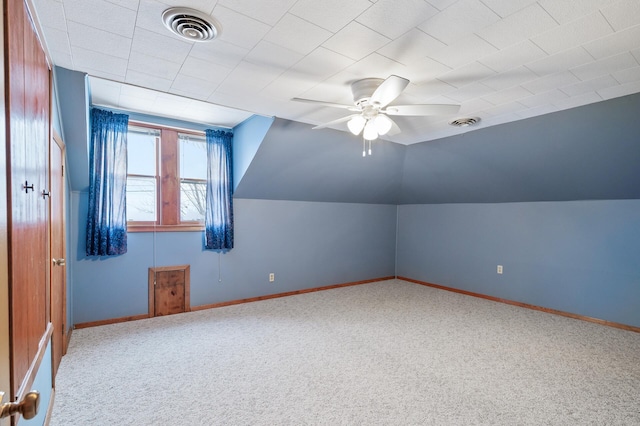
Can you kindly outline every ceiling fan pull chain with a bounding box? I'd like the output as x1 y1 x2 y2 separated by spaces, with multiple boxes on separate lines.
362 136 366 157
368 139 372 156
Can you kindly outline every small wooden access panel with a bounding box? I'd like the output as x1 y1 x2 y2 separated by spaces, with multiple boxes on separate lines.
148 265 190 317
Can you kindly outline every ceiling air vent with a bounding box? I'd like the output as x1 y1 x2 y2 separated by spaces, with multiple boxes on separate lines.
449 117 481 127
162 7 222 42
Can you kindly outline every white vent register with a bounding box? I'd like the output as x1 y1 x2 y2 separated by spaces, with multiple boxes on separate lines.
162 7 222 42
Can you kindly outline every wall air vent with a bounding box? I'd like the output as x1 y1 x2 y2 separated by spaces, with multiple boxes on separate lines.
162 7 222 42
449 117 481 127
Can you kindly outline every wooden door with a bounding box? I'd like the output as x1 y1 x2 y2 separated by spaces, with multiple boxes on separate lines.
148 265 190 317
50 133 66 378
156 270 185 316
8 0 31 392
6 0 51 401
0 0 11 423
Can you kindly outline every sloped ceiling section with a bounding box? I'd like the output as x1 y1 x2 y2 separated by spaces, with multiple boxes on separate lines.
233 115 275 192
234 118 405 204
399 92 640 204
55 66 90 191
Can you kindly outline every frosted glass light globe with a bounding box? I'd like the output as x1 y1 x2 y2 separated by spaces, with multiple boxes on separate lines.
347 115 366 135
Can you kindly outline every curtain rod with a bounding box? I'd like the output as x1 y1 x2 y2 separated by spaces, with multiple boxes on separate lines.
92 104 233 134
128 120 207 136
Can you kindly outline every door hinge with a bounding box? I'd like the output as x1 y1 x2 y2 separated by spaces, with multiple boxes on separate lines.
61 165 64 177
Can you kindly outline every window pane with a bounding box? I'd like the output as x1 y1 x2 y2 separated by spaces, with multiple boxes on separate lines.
126 176 157 222
128 127 158 175
180 180 206 222
180 134 207 180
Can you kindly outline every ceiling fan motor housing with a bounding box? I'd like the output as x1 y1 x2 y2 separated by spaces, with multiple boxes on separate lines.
351 78 384 106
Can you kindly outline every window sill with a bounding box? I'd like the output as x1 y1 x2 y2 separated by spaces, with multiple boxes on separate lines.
127 224 204 233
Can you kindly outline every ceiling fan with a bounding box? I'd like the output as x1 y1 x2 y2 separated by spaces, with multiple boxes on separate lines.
292 75 460 154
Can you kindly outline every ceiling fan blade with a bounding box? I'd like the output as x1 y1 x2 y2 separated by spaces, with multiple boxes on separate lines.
384 104 461 116
292 97 355 110
311 114 359 130
385 116 401 136
370 75 410 108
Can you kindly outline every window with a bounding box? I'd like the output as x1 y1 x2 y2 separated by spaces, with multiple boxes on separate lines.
126 122 206 232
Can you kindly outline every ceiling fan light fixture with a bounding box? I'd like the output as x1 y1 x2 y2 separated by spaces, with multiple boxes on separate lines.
347 115 366 135
374 114 392 135
363 119 378 140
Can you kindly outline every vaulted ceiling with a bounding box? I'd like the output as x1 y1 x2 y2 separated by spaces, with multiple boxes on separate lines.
31 0 640 144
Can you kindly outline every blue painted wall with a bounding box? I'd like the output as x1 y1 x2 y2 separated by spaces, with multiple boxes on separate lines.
71 194 397 324
394 93 640 328
234 118 406 204
51 71 63 139
400 93 640 204
396 200 640 327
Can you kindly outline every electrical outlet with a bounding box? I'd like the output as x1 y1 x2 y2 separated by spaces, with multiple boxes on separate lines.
269 273 275 282
497 265 503 274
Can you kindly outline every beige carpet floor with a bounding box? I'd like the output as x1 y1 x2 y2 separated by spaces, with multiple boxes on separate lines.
50 279 640 425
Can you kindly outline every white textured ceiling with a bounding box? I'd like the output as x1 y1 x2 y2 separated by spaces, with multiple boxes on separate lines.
32 0 640 144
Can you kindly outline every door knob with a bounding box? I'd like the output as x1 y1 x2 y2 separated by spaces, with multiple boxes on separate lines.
0 390 40 420
52 258 66 266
